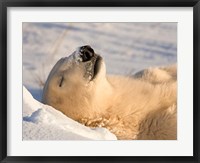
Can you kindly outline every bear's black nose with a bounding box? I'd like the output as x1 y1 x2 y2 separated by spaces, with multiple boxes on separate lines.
79 45 94 62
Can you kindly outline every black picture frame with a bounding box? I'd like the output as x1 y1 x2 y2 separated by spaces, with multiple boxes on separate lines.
0 0 199 162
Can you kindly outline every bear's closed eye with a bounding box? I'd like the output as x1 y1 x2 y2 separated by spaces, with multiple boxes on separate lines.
59 76 64 87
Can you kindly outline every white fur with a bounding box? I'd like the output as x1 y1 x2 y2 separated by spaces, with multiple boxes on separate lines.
42 53 177 140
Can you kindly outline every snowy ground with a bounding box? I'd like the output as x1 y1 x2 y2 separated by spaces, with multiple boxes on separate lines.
22 22 177 140
23 86 117 140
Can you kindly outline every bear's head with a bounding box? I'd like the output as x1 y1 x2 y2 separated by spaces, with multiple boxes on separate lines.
42 46 113 120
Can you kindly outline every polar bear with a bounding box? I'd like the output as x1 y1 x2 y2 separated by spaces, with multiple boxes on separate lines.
42 45 177 140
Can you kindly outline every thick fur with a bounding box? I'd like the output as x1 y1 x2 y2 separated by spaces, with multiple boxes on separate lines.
42 52 177 140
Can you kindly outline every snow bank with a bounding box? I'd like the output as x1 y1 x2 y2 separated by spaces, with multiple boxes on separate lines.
23 86 117 140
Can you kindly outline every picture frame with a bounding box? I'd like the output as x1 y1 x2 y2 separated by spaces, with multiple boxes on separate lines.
0 0 199 162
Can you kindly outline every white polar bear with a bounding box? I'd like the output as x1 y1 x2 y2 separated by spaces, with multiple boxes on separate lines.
42 45 177 140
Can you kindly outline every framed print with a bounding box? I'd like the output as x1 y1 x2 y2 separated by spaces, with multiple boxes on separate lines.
0 0 200 162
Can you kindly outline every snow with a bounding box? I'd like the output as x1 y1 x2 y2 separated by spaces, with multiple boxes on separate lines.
23 86 117 140
22 22 177 140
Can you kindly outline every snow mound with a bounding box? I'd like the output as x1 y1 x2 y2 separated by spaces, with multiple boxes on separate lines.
23 86 117 140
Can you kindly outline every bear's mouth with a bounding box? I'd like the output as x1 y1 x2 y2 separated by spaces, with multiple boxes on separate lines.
84 55 102 81
92 56 102 80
